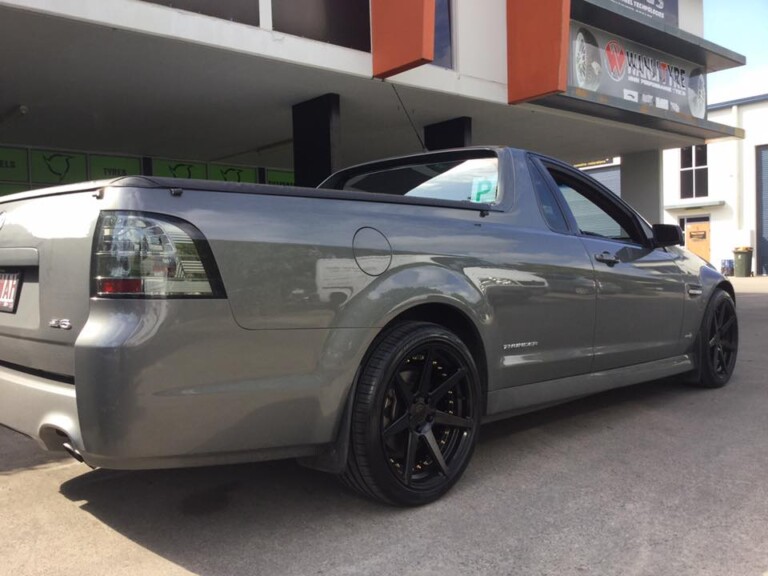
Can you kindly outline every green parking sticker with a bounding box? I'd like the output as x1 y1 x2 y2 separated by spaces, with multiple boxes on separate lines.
208 164 257 183
90 155 142 179
0 147 28 182
152 159 207 179
471 177 497 203
31 150 87 185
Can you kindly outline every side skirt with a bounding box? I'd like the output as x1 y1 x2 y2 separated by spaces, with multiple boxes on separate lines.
484 354 693 422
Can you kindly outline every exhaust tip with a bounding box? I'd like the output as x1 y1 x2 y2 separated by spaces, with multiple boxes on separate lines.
62 442 84 463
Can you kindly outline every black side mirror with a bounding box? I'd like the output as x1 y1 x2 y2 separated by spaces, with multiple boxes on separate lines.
652 224 684 247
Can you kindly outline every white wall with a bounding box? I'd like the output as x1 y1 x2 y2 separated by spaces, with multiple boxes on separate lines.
623 151 663 223
454 0 507 86
678 0 703 36
392 0 508 103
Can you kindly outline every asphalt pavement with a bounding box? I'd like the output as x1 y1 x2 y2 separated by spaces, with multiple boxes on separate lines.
1 277 767 576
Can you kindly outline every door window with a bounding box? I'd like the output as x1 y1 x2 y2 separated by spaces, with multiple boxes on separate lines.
546 168 646 245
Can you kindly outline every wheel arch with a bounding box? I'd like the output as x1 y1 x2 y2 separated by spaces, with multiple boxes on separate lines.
716 279 736 304
299 301 490 475
380 303 489 409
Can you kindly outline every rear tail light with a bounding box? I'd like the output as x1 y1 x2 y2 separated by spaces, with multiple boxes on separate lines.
92 211 225 298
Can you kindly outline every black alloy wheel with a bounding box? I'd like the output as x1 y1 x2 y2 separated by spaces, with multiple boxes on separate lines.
694 288 738 388
342 322 481 506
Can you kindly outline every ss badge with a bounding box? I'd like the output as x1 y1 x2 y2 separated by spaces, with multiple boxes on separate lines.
49 319 72 330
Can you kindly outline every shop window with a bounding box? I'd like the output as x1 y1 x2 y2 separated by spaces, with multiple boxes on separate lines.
272 0 370 51
680 145 708 199
140 1 259 27
433 0 453 69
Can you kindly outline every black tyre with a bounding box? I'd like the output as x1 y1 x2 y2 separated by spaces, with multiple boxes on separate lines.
342 322 481 506
691 289 738 388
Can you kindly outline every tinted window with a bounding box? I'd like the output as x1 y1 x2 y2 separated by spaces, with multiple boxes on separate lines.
434 0 453 69
141 0 259 26
272 0 370 51
529 161 569 233
547 169 643 244
558 184 630 240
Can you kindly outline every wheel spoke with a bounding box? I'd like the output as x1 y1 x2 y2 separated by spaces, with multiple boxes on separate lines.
394 372 413 404
719 315 735 335
417 347 434 396
424 429 449 476
383 413 410 439
715 346 727 373
434 410 473 429
403 431 419 486
429 367 466 406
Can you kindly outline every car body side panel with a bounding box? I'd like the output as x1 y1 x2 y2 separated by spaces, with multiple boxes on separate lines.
582 238 686 371
667 245 734 352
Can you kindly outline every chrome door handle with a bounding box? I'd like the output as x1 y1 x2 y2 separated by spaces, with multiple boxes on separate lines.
594 251 620 267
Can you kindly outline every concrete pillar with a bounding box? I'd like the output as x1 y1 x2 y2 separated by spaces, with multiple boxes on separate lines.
424 116 472 150
620 150 663 224
292 93 340 187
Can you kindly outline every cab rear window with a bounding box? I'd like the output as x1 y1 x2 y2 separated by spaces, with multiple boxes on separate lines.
329 157 500 204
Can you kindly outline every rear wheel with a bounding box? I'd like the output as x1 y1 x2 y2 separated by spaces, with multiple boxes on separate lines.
690 288 738 388
341 322 481 506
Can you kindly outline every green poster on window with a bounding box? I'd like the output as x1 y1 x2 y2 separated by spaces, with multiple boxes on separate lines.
152 159 207 179
0 148 28 182
0 182 28 196
208 164 257 183
31 150 87 185
266 169 295 186
90 155 142 179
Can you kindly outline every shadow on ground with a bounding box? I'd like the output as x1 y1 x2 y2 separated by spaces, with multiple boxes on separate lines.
58 376 694 575
0 426 68 474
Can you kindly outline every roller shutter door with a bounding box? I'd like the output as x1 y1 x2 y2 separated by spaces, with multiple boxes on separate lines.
587 166 621 197
758 146 768 275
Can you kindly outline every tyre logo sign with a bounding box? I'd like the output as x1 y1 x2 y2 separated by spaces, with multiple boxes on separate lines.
605 40 626 81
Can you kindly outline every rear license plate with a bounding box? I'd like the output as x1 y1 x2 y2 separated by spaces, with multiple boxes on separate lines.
0 270 22 313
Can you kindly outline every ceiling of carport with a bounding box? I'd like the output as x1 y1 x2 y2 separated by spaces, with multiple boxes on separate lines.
0 5 709 171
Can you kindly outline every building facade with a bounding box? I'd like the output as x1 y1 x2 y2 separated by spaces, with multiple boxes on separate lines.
663 94 768 275
0 0 744 220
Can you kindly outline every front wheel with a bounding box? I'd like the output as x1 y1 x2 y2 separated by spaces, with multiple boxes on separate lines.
341 322 482 506
690 288 738 388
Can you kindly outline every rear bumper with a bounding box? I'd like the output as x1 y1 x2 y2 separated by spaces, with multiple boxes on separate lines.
0 299 373 470
0 363 82 452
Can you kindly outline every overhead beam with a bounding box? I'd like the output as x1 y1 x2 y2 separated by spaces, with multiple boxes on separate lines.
424 117 472 150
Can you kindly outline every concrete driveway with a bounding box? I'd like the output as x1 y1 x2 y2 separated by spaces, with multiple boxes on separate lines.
2 278 767 576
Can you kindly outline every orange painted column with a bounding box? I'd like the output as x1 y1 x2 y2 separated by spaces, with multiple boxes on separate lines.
507 0 571 104
371 0 435 79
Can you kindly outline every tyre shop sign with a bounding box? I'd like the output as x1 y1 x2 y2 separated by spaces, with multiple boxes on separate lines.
569 22 706 120
607 0 678 27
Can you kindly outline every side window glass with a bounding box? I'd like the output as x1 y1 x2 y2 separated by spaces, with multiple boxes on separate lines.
341 157 499 204
529 161 569 233
548 169 641 244
558 183 629 239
